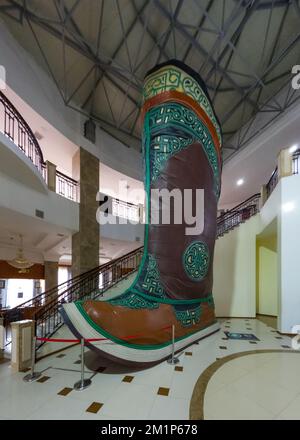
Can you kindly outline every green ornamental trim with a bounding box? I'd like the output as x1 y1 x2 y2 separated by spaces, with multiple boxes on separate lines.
183 241 210 281
149 103 221 196
175 305 202 327
143 65 221 144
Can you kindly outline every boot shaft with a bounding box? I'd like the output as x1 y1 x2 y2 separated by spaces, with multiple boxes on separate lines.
133 60 222 301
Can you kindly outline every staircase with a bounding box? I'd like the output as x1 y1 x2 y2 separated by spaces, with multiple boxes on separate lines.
217 193 260 237
2 247 143 349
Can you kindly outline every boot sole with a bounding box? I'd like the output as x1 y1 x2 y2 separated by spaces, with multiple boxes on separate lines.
60 303 220 366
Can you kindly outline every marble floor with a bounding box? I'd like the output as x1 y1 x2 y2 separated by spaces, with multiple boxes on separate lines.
204 351 300 420
0 316 298 420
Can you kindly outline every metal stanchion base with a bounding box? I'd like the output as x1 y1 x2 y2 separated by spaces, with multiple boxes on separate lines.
167 357 180 365
74 378 92 391
23 372 42 382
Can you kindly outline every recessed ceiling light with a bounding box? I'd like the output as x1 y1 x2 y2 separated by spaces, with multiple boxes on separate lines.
289 144 298 153
282 202 295 213
236 178 244 186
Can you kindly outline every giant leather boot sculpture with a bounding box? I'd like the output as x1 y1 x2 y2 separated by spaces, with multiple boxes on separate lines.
61 60 222 365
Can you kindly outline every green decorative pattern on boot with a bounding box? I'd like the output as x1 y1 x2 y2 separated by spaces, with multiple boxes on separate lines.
175 305 202 327
143 65 221 144
183 241 210 281
151 134 193 181
109 291 159 309
149 103 220 196
138 254 167 298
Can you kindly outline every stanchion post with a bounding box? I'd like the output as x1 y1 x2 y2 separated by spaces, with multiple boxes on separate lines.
167 324 180 365
23 336 42 382
74 338 92 391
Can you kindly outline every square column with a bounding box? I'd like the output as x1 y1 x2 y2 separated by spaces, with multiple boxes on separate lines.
11 320 34 372
72 147 100 277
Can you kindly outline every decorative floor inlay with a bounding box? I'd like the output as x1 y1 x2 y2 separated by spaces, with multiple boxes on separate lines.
86 402 103 414
175 366 183 372
185 352 192 356
56 354 66 358
37 375 50 383
57 387 73 396
122 375 134 383
157 387 169 396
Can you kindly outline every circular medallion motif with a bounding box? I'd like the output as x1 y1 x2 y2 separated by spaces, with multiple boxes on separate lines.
183 241 210 281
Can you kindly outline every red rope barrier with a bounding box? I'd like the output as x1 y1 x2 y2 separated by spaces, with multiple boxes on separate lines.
36 324 173 344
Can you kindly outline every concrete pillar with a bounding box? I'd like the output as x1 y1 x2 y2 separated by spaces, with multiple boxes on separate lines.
44 261 58 304
46 160 57 192
11 320 34 372
72 147 100 277
278 148 293 179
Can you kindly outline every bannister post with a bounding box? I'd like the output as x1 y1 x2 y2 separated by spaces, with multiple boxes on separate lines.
277 147 293 179
46 160 57 192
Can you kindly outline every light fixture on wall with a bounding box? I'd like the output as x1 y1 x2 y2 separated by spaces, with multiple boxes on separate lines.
7 234 34 273
236 178 244 186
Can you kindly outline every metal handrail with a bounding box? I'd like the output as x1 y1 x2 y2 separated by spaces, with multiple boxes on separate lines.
35 246 143 348
292 150 300 175
217 193 261 237
0 91 79 202
2 246 143 323
56 169 79 202
0 91 44 172
266 166 278 198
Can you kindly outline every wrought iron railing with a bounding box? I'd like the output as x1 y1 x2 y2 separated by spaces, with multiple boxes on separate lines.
0 91 79 202
1 246 143 349
56 170 79 202
217 193 261 237
112 198 140 222
266 167 278 199
0 91 44 173
292 150 300 175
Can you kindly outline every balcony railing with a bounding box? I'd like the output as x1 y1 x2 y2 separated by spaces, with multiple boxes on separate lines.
56 170 79 202
292 150 300 175
217 193 261 237
0 91 78 202
0 91 44 173
112 198 140 222
266 167 278 199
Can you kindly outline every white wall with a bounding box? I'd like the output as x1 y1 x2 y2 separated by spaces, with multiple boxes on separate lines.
214 174 300 333
279 174 300 333
0 19 142 181
0 171 79 233
213 215 260 318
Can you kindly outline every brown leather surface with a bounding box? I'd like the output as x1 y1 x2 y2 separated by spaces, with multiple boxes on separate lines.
148 142 217 300
83 299 215 345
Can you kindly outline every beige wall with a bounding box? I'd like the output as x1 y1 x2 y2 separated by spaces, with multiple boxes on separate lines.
213 215 261 318
256 235 278 316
